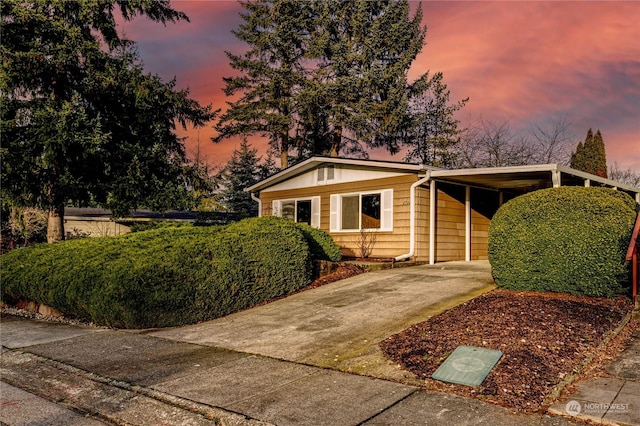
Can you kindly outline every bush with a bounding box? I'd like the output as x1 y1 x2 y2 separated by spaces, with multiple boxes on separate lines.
1 217 313 328
294 222 342 261
128 221 191 233
194 216 312 317
488 187 637 298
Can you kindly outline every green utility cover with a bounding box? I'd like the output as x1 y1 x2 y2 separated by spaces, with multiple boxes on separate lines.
431 345 503 387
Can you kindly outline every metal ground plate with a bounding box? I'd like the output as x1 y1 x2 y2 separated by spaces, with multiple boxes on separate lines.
431 345 503 387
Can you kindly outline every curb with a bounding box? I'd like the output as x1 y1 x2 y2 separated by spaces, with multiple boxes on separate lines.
1 347 272 426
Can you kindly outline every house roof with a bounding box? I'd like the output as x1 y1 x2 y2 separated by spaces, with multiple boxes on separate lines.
64 207 198 221
245 156 433 192
247 157 640 199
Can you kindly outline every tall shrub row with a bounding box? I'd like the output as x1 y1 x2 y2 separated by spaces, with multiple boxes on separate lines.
488 187 637 298
1 217 341 328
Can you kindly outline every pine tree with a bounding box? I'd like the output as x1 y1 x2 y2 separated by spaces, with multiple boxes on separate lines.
404 72 468 166
217 140 264 217
1 0 212 242
216 0 428 164
570 129 607 177
214 0 312 169
589 130 608 178
570 141 587 171
304 0 427 157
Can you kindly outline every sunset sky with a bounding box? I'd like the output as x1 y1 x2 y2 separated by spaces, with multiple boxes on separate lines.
119 1 640 172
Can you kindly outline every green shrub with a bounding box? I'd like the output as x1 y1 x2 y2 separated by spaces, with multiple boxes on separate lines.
128 221 191 233
488 187 637 298
294 222 341 261
194 216 312 316
1 217 313 328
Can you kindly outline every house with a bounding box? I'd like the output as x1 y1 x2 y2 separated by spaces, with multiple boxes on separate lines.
63 208 199 237
246 156 640 263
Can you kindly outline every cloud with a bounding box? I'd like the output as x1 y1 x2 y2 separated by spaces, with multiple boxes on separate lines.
123 0 640 171
416 1 640 170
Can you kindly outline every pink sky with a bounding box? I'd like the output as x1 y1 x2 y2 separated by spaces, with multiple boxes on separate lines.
119 1 640 172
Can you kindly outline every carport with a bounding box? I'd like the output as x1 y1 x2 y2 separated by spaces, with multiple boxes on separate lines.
411 164 640 265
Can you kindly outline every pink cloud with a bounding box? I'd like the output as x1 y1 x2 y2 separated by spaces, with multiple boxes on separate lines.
123 0 640 172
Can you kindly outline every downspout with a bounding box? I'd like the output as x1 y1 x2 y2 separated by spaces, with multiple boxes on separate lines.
394 172 432 262
250 193 262 217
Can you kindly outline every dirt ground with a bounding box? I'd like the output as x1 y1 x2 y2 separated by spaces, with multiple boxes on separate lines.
379 289 634 413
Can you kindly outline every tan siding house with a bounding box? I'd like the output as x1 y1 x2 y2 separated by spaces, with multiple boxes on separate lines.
247 157 640 264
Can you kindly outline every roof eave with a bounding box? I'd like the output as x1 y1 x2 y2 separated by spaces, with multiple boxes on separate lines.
245 156 428 193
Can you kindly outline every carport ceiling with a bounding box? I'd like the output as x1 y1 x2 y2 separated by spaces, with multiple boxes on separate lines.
429 165 561 191
431 171 554 190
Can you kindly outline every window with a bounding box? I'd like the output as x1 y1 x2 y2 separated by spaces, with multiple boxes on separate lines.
330 189 392 232
326 165 335 180
317 165 336 183
273 197 320 227
295 200 312 224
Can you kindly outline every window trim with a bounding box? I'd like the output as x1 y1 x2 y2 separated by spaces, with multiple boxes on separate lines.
272 197 321 228
330 189 393 232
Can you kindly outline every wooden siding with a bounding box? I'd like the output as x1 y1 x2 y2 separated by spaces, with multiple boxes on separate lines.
259 175 491 262
429 189 490 262
260 174 416 258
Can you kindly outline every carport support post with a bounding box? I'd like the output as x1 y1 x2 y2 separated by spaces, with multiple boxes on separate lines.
429 180 437 265
465 186 471 262
552 169 561 188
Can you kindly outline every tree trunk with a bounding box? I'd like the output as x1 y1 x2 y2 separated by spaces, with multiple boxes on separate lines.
280 133 289 169
330 127 342 157
46 204 65 243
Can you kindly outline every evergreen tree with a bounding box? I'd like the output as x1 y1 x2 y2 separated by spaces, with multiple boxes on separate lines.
1 0 212 242
570 129 607 177
216 0 428 165
217 140 264 217
588 129 608 178
404 72 468 166
570 141 587 170
214 0 312 169
304 0 427 157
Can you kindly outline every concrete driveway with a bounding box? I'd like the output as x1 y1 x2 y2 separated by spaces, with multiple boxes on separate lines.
150 260 495 383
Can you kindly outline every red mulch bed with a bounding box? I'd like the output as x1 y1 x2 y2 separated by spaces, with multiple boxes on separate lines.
380 289 633 412
306 262 366 289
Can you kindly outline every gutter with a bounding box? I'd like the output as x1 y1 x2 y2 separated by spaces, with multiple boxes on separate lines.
394 172 432 262
250 192 262 217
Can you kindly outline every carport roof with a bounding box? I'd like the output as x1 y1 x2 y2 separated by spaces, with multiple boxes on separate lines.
429 164 640 196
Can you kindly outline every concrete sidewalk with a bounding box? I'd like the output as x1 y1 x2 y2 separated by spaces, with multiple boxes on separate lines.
2 315 578 426
548 319 640 426
1 262 637 425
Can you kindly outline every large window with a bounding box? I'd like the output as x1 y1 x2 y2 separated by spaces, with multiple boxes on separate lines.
330 190 392 232
273 197 320 227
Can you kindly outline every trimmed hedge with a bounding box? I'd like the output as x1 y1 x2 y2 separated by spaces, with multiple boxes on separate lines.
294 222 342 261
1 216 317 328
127 221 191 233
488 187 637 298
